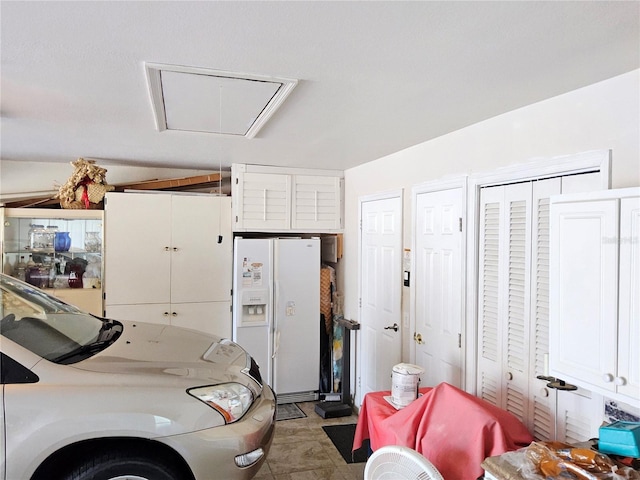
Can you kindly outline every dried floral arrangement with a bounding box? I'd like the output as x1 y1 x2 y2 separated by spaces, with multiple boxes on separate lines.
57 158 114 209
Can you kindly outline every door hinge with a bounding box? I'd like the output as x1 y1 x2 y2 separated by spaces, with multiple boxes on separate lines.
359 298 362 308
458 333 462 348
459 217 463 232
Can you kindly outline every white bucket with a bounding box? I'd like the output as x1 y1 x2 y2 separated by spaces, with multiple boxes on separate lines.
391 363 424 407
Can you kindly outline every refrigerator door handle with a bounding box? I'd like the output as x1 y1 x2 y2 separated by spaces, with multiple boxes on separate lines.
272 330 281 358
272 277 280 358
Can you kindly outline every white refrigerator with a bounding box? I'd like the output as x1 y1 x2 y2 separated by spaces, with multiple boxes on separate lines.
232 237 320 403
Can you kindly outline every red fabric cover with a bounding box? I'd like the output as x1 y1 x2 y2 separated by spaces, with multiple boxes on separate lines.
353 382 533 479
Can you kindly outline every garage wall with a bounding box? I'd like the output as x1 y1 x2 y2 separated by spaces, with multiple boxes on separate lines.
341 69 640 394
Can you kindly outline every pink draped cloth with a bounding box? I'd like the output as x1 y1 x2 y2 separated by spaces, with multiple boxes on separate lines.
353 382 533 479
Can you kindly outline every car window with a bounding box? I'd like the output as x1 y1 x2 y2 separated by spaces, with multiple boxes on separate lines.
0 352 39 384
0 276 122 364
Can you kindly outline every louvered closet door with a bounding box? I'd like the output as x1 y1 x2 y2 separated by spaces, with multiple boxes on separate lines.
477 185 507 407
528 178 561 439
477 183 532 424
478 173 603 441
502 183 533 424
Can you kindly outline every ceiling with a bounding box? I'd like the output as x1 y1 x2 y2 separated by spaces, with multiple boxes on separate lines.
1 1 639 173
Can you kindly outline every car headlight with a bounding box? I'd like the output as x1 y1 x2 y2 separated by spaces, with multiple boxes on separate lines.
188 383 254 423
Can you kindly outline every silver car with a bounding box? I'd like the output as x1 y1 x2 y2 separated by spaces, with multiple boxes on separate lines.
0 273 276 480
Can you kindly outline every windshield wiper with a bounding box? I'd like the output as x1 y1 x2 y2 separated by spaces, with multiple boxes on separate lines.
51 320 123 364
51 340 113 364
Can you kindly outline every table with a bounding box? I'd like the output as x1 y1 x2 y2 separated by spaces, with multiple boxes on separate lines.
353 387 433 452
482 455 528 480
482 443 640 480
353 382 533 480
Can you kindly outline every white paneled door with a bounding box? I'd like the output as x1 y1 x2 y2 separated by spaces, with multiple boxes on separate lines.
412 187 463 388
359 194 402 405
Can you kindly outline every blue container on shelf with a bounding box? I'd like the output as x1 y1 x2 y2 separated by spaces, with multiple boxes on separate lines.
54 232 71 252
599 421 640 458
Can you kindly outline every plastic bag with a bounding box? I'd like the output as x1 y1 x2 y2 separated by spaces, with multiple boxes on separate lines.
503 441 640 479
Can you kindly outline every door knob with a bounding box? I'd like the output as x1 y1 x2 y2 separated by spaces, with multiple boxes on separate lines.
602 373 614 383
414 332 424 344
384 323 399 332
614 376 626 386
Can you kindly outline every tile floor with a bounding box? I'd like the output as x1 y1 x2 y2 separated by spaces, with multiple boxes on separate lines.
254 402 366 480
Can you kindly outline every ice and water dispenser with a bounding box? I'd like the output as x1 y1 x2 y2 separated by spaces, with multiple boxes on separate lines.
239 289 269 325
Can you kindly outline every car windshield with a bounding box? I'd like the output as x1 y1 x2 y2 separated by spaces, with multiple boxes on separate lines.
0 274 122 364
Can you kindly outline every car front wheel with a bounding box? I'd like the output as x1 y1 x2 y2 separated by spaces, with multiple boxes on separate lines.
62 449 188 480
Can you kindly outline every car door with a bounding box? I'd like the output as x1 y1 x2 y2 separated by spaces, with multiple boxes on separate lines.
0 351 40 480
1 382 4 480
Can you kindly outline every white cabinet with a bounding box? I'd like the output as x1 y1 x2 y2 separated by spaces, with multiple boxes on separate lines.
232 164 343 232
104 192 232 338
550 187 640 407
1 207 104 316
618 196 640 401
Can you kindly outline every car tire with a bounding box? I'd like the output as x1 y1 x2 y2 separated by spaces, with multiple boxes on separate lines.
62 449 186 480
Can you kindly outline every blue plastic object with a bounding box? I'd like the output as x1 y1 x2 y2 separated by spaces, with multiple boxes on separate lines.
54 232 71 252
599 421 640 458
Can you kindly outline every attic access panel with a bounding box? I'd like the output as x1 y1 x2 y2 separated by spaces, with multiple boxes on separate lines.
145 63 297 138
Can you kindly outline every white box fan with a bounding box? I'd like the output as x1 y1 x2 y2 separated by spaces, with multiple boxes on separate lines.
364 445 444 480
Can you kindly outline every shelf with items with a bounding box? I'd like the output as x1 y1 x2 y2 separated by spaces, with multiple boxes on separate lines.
1 208 104 316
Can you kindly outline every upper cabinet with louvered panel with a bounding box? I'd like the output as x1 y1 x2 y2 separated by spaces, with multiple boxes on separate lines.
234 171 291 231
291 175 343 230
232 164 343 233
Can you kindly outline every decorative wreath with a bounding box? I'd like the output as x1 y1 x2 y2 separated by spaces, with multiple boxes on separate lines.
57 158 115 209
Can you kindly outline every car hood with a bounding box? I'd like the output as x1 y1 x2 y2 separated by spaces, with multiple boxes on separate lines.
70 320 255 388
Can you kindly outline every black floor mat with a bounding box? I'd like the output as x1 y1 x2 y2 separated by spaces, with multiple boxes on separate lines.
322 423 370 464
